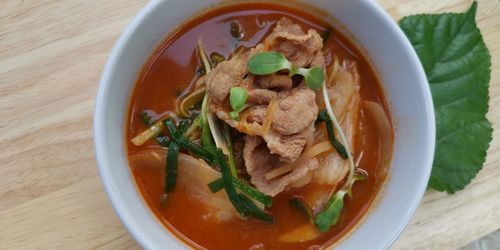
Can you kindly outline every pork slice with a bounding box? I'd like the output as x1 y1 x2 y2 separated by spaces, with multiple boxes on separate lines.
258 74 293 90
272 85 318 135
263 123 314 163
248 89 278 105
264 18 323 68
206 45 265 103
310 51 326 69
244 136 319 196
206 59 246 102
244 105 267 124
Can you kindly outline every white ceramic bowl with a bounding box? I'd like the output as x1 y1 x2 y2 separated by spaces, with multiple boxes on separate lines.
94 0 435 249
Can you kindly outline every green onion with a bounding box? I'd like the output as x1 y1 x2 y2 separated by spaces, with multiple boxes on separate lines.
155 135 171 147
208 177 272 208
184 116 201 138
214 149 248 216
239 194 274 223
223 123 238 177
164 119 215 164
177 120 190 134
316 109 348 159
290 196 312 219
165 142 180 193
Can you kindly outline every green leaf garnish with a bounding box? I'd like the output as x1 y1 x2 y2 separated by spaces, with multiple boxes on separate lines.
314 190 345 232
229 87 247 121
297 67 324 90
400 1 492 193
230 87 248 112
314 172 366 231
229 111 240 121
247 51 325 90
247 51 291 75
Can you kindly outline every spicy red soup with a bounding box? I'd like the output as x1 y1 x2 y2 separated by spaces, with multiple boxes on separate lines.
127 2 393 249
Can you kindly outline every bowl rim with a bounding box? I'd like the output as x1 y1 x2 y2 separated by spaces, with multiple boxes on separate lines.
94 0 435 249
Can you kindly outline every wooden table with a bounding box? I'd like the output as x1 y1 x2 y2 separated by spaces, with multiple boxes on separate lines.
1 0 498 249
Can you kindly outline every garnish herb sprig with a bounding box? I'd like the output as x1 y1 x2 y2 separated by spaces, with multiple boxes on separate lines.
247 51 324 90
314 174 367 231
229 87 248 121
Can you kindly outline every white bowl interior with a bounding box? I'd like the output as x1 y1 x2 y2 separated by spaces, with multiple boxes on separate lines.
94 0 435 249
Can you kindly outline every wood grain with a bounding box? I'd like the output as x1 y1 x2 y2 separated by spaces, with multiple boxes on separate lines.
0 0 498 249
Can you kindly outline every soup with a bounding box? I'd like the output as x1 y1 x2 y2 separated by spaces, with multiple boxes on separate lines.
127 2 393 249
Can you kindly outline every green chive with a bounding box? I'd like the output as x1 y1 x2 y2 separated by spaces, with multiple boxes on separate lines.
316 109 348 159
239 194 274 223
214 149 248 216
165 142 179 193
290 196 312 219
208 177 273 208
164 119 215 164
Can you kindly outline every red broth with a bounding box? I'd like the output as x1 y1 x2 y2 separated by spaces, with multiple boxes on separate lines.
127 3 393 249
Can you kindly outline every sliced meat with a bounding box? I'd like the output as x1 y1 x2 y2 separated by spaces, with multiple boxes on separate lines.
206 59 247 102
244 136 319 196
206 45 265 103
247 89 278 105
264 123 314 163
272 85 318 135
264 18 323 68
258 74 293 90
244 105 267 124
310 51 326 69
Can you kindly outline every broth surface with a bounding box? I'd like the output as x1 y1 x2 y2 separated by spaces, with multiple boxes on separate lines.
127 3 392 249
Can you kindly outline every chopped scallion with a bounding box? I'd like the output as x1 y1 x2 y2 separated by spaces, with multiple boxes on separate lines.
214 149 248 216
165 142 180 193
164 119 215 164
239 194 274 223
290 196 312 219
316 109 348 159
208 177 272 208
